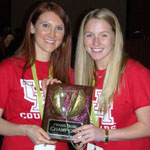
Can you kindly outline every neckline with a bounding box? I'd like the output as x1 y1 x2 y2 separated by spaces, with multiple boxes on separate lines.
35 59 50 64
96 69 106 79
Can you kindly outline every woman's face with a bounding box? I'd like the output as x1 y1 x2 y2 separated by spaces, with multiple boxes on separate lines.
84 18 115 70
31 11 65 61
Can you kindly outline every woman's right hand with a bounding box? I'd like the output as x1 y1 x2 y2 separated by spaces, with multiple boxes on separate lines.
25 125 57 145
72 124 105 146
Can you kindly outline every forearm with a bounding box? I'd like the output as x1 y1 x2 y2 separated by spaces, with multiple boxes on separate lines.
0 117 28 136
109 121 150 141
0 117 56 145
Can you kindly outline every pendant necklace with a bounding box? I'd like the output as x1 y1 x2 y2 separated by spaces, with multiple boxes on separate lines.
97 70 105 79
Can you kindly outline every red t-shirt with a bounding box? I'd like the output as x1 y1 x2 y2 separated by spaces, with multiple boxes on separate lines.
0 57 74 150
88 59 150 150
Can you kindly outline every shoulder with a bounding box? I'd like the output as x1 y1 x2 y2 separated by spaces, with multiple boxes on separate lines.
0 58 16 76
122 59 150 109
125 59 150 76
1 57 18 65
0 58 15 67
0 56 25 71
123 59 150 89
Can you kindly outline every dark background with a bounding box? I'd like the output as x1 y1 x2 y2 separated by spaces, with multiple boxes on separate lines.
0 0 149 38
0 0 150 149
0 0 150 68
10 0 127 37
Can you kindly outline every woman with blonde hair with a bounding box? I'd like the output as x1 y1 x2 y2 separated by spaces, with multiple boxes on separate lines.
73 8 150 150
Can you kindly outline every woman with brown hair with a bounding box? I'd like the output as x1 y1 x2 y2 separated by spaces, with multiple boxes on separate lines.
0 1 73 150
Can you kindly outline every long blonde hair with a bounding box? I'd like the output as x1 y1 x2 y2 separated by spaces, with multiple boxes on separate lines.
75 8 127 113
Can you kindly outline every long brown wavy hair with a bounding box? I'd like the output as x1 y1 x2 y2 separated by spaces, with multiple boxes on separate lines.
15 1 72 83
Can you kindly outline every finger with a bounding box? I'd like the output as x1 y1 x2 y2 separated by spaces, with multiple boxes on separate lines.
73 132 85 143
37 131 57 145
83 133 93 143
39 129 50 140
47 78 54 86
42 78 50 96
45 140 57 145
72 126 83 133
75 143 85 150
49 79 61 84
57 80 62 83
42 78 49 86
53 79 61 84
42 79 46 89
73 124 91 133
79 133 92 145
73 126 91 140
84 133 89 141
73 129 92 144
36 138 57 145
73 130 82 139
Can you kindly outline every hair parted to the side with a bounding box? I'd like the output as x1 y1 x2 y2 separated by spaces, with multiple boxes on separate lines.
75 8 127 113
15 1 72 83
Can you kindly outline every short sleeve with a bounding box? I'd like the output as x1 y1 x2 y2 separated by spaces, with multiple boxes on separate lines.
125 60 150 110
0 60 13 109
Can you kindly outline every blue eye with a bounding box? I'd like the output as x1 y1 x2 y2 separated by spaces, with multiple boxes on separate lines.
56 26 64 31
101 34 108 38
85 33 93 38
41 23 49 28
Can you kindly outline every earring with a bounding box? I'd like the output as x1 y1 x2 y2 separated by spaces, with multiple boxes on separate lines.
31 29 35 34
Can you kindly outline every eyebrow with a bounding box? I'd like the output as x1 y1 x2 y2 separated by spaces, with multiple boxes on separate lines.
39 21 64 26
84 30 112 34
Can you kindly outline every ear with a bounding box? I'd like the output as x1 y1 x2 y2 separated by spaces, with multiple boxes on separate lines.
30 22 35 34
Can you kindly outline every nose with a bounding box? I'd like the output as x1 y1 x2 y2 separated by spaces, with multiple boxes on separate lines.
48 28 55 38
93 36 100 46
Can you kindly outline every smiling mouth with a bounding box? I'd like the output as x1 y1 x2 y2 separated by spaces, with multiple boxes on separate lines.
45 39 55 44
92 48 103 52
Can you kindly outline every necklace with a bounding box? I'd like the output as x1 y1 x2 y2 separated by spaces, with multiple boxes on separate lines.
97 70 106 79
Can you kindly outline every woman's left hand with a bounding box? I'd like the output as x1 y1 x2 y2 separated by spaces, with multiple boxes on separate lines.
72 124 105 145
42 78 62 96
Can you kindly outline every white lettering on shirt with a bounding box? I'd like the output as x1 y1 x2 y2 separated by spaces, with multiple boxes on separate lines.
20 79 45 120
93 89 116 129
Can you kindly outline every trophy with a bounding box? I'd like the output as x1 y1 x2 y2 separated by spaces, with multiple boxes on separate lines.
42 83 93 141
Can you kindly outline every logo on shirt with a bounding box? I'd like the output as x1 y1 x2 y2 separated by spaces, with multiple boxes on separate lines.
20 79 44 119
93 89 116 129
